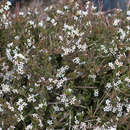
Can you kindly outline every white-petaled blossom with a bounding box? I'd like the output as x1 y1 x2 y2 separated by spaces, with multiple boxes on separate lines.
126 10 130 20
19 12 24 16
4 5 10 11
56 10 64 15
104 104 113 112
70 96 76 105
47 120 53 125
1 84 10 93
56 65 69 78
73 57 80 64
88 74 96 81
108 62 115 69
27 94 37 103
115 59 123 67
28 20 34 25
6 1 12 6
0 104 4 112
46 16 51 21
105 83 112 89
94 89 99 97
77 43 87 52
6 102 14 112
113 19 120 26
16 98 27 111
125 77 130 83
25 123 33 130
118 28 126 40
38 21 43 27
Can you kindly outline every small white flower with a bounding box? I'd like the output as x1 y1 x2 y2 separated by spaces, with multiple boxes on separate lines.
126 104 130 113
56 10 64 15
73 57 80 64
118 28 126 40
94 89 99 97
0 104 4 112
6 1 12 6
25 123 33 130
1 84 10 93
19 12 24 16
44 7 49 11
29 20 34 25
38 21 43 27
47 120 53 125
106 99 111 105
88 74 96 81
115 59 123 67
113 19 120 26
4 5 10 11
105 83 112 89
108 62 115 69
127 10 130 16
64 6 68 10
59 35 63 41
0 8 4 13
15 36 20 40
125 77 130 83
46 16 51 21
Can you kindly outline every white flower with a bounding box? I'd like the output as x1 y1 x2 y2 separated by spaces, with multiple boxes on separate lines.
50 19 57 26
44 7 49 11
73 16 78 21
6 1 12 6
47 120 53 125
77 43 87 51
28 20 34 25
70 96 76 105
125 77 130 83
6 102 14 112
0 104 4 112
59 35 63 41
46 85 53 90
46 16 51 21
25 123 33 130
53 105 59 112
17 114 24 122
4 5 10 11
15 35 20 40
105 83 112 89
115 59 123 67
127 10 130 16
126 104 130 113
104 104 112 112
64 6 68 10
88 74 96 81
113 19 120 26
1 84 10 93
80 122 86 129
108 62 115 69
118 28 126 40
94 89 99 97
106 99 111 105
73 57 80 64
38 21 43 27
56 10 64 15
0 8 4 13
19 12 24 16
27 94 37 103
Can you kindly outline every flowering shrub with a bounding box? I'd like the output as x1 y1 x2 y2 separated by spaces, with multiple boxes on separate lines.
0 0 130 129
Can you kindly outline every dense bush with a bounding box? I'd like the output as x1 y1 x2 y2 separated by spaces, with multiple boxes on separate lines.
0 0 130 129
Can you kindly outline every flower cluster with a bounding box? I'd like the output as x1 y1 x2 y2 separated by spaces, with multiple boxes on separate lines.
0 0 129 129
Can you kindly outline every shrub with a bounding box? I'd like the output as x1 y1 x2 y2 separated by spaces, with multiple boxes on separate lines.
0 0 130 129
